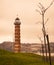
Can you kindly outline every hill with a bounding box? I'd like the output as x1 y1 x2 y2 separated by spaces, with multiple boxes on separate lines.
0 49 54 65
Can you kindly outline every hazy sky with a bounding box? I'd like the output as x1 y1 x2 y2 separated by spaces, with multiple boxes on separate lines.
0 0 54 43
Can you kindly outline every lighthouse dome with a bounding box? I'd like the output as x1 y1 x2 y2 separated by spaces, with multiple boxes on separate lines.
14 17 21 25
15 17 20 20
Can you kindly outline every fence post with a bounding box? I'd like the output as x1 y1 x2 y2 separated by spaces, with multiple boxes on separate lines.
46 34 52 65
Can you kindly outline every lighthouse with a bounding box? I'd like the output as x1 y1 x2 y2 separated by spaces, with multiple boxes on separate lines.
14 16 21 53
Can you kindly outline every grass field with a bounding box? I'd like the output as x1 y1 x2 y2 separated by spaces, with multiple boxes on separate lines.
0 49 54 65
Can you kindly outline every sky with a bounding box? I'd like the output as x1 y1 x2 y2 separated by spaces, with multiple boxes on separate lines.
0 0 54 43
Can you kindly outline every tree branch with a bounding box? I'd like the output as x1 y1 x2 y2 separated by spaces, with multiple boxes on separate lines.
36 9 42 15
44 18 49 25
45 0 54 12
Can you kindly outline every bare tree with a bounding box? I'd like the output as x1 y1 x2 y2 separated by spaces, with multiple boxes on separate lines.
38 36 44 60
36 0 54 61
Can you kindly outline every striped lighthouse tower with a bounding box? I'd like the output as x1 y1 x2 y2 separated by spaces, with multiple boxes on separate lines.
14 17 21 53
